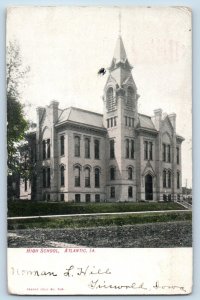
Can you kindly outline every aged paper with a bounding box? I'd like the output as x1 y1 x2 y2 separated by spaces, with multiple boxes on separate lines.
7 6 192 295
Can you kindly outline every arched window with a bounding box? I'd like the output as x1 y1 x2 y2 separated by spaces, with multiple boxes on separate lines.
106 87 114 111
74 166 81 187
163 170 167 188
94 168 100 188
128 186 133 198
125 139 129 158
60 165 65 187
168 170 171 188
127 86 134 109
128 167 133 180
110 167 115 180
85 167 90 187
177 171 180 189
74 136 80 157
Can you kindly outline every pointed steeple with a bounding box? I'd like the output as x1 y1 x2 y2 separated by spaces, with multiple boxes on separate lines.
109 35 133 72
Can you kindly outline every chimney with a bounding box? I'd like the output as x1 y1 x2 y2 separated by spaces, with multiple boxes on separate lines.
152 108 162 130
49 100 59 123
168 113 176 132
36 106 45 126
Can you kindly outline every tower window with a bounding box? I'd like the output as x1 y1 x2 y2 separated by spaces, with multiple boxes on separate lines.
47 167 51 187
106 87 115 111
167 145 171 163
128 186 133 198
127 86 134 109
131 140 135 159
168 170 171 188
163 144 166 162
60 135 65 156
163 170 167 188
42 168 46 188
110 140 115 159
149 142 153 160
177 171 180 189
42 140 46 160
144 141 148 160
47 139 50 159
128 167 133 180
110 187 115 198
176 147 180 164
60 165 65 187
110 167 115 180
125 139 129 158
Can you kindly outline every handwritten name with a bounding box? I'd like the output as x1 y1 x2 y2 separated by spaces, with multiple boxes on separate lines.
64 265 111 277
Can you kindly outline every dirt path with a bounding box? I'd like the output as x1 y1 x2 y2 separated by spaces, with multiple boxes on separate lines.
8 221 192 248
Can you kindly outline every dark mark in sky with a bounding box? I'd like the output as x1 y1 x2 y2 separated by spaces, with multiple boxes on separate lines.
97 67 106 76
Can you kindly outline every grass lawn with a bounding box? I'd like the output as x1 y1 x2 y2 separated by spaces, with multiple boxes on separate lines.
8 210 192 230
8 200 185 217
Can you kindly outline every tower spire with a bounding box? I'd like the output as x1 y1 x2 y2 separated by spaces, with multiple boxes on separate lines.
118 11 121 36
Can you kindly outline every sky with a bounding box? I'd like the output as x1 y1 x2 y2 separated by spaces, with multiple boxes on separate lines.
7 6 192 187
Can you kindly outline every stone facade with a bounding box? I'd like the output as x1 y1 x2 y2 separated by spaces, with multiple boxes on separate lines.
20 35 184 202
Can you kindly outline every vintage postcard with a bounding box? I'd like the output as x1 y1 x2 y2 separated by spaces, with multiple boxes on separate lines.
7 6 192 295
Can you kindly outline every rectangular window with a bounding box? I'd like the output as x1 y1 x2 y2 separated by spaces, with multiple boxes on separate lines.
85 194 91 203
110 187 115 198
163 144 166 162
126 139 129 158
144 141 148 160
107 119 110 128
85 138 90 158
125 116 128 126
42 140 46 160
47 167 51 187
110 140 115 159
74 136 80 157
110 167 115 180
111 118 113 127
168 171 171 188
94 139 100 159
129 117 131 127
149 142 153 160
128 186 133 198
114 117 117 126
75 194 81 203
176 147 180 164
61 166 65 187
60 135 65 156
131 140 134 159
95 194 100 202
24 179 27 191
177 172 180 189
168 145 171 163
42 169 46 188
47 139 50 158
132 118 135 128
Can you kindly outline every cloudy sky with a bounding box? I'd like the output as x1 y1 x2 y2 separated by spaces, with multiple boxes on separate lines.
7 6 192 187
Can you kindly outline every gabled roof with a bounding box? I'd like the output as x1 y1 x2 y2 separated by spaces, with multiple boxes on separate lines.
138 113 156 131
57 107 104 129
